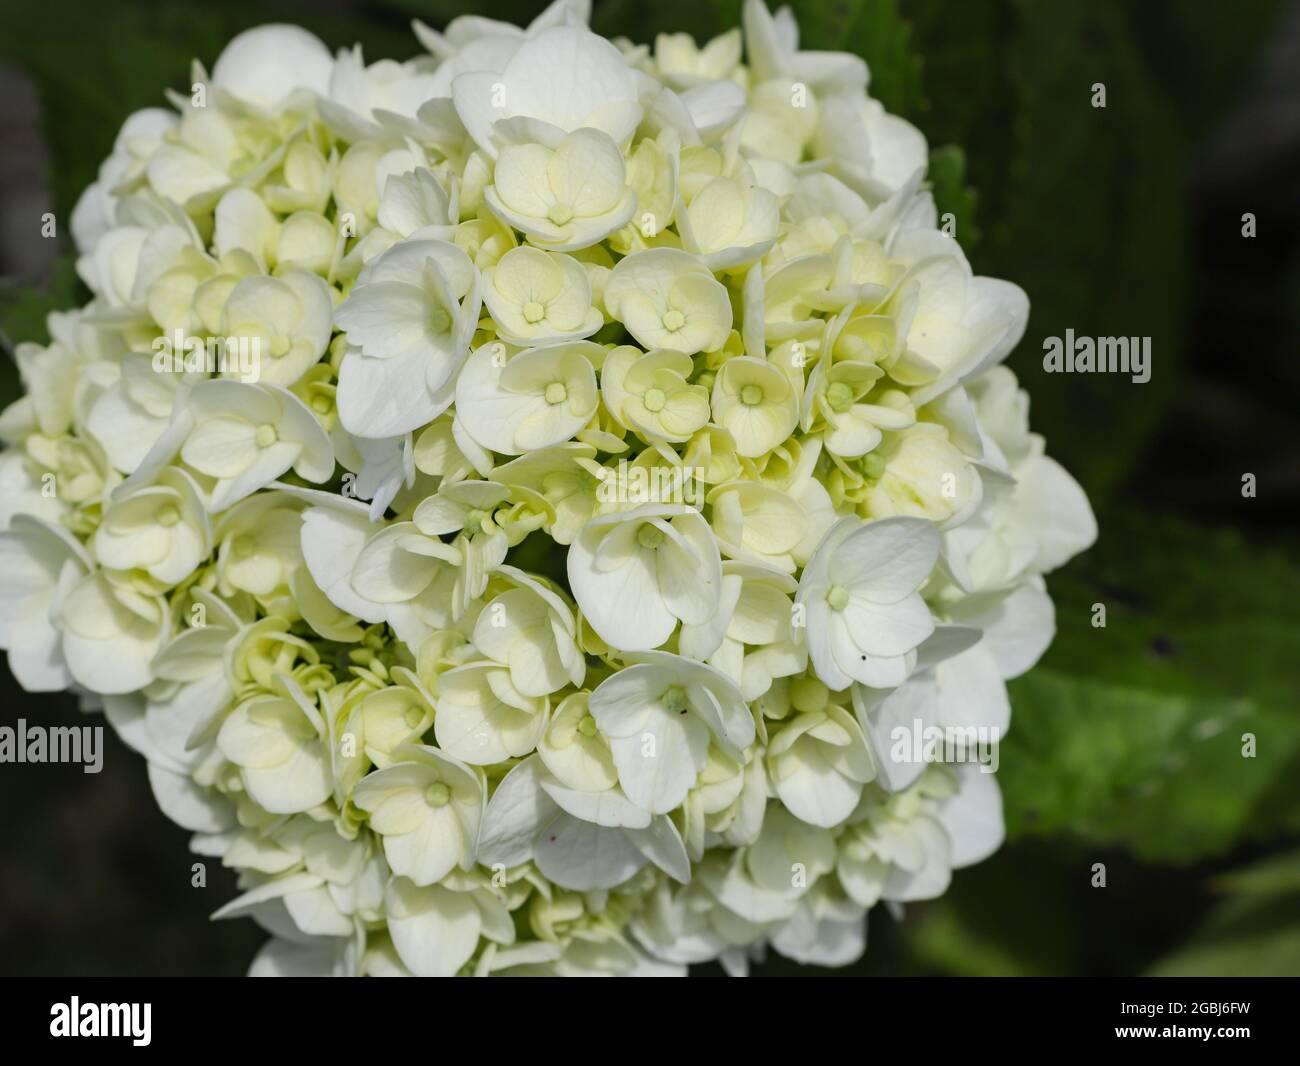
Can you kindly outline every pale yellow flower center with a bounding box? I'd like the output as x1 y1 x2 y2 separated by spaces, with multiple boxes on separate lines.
826 382 854 412
637 523 665 550
661 686 688 714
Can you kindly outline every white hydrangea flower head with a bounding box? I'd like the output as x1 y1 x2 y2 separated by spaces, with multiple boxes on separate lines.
0 0 1096 976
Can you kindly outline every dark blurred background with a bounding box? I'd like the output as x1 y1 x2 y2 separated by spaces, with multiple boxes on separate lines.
1 0 1298 976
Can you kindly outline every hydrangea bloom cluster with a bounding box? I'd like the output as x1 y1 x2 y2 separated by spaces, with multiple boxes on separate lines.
0 1 1096 976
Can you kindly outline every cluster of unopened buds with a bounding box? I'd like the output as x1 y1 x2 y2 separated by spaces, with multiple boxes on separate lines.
0 0 1095 975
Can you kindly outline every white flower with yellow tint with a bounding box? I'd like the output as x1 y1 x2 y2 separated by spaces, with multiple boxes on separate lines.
481 246 603 344
261 138 333 215
0 515 90 691
654 29 743 90
320 45 443 143
490 443 602 545
218 269 333 387
452 24 642 157
538 690 618 792
348 521 462 627
212 493 306 605
861 423 982 528
56 573 169 694
335 239 481 439
797 515 938 690
477 755 691 890
353 744 485 886
679 173 780 271
217 687 333 815
567 502 722 651
836 767 1004 906
612 131 679 254
485 128 637 252
455 341 600 455
92 467 210 589
740 77 822 165
471 566 584 697
767 701 875 827
889 231 1029 403
587 650 754 814
680 560 805 699
814 378 915 459
708 479 807 573
208 24 334 112
711 355 800 457
73 225 154 309
374 167 457 245
433 659 547 765
603 248 732 355
125 379 333 512
71 107 177 253
331 679 436 784
384 875 513 978
600 346 710 443
213 188 336 278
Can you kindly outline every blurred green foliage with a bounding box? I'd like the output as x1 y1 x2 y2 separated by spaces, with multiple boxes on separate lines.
0 0 1296 976
1148 849 1300 976
1005 513 1300 861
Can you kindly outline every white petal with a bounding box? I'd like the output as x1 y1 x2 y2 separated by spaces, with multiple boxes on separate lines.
607 710 708 815
938 767 1005 868
386 880 481 977
534 813 646 890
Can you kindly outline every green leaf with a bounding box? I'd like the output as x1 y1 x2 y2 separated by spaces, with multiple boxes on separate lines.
1000 511 1300 862
899 0 1012 216
1147 902 1300 976
1148 852 1300 977
993 1 1187 500
1210 849 1300 897
907 893 1054 976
